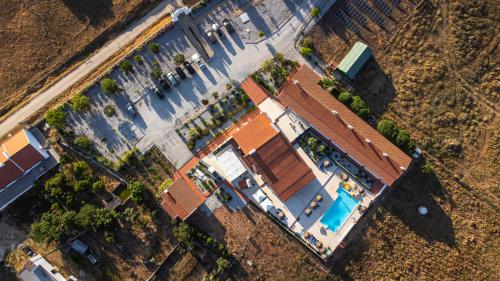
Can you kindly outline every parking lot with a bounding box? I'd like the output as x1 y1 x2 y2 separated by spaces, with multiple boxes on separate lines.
66 0 316 168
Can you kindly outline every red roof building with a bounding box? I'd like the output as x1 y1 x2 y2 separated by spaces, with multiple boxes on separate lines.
277 65 412 186
1 129 48 189
160 177 205 220
241 76 271 105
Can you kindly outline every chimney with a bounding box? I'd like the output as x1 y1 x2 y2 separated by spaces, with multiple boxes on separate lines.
382 152 389 157
365 138 371 143
293 80 300 85
347 124 353 130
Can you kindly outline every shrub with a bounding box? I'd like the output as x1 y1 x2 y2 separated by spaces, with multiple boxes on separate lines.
212 92 219 99
71 93 90 112
158 178 173 194
74 180 90 192
173 54 185 65
300 36 313 49
74 135 92 150
101 78 118 95
92 180 105 191
216 257 231 272
307 137 318 149
275 52 285 63
120 60 133 74
129 181 146 204
338 91 353 105
261 59 274 72
225 82 233 90
188 128 200 139
299 47 313 57
350 96 371 120
310 7 320 17
201 99 209 105
173 222 194 249
377 119 398 140
396 129 416 153
258 31 265 37
147 42 160 54
134 55 144 65
73 160 92 181
422 161 433 174
45 107 67 129
318 78 337 90
104 105 116 117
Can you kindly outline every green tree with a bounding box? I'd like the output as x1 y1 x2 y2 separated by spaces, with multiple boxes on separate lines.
350 96 371 120
100 78 118 95
300 36 313 48
338 91 353 105
299 47 313 57
76 204 116 232
173 222 193 248
104 104 116 117
73 135 92 150
120 60 133 74
71 93 90 112
44 172 67 199
133 55 144 65
310 7 320 17
45 107 67 129
258 31 265 37
73 160 92 181
396 129 416 153
261 59 274 72
148 42 160 54
74 180 90 192
129 181 146 203
173 54 186 65
92 180 105 192
216 257 231 273
377 119 398 140
318 78 337 90
31 212 63 244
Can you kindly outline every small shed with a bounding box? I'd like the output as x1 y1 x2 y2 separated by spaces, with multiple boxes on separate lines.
70 240 89 255
336 42 372 79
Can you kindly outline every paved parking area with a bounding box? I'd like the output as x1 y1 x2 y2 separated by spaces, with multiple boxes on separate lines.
67 0 319 169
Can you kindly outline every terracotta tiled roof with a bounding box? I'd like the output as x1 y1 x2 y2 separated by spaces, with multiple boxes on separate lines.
9 146 45 171
160 177 205 220
277 65 412 186
0 159 24 189
232 113 278 154
246 133 315 201
241 76 270 105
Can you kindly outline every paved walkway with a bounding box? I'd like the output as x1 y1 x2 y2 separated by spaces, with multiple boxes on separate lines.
0 0 177 138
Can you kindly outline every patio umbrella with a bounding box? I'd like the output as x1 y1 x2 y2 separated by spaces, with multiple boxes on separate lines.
315 194 323 202
310 201 318 208
305 208 312 216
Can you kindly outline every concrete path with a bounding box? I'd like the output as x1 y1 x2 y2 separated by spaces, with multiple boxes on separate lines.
0 0 176 137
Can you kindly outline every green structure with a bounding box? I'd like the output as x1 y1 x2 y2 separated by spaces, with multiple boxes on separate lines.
336 42 372 79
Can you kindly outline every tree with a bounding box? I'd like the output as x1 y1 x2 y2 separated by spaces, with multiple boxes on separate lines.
73 160 92 181
300 36 313 49
299 47 313 57
45 107 67 129
338 91 353 105
76 204 116 232
129 181 146 203
216 257 231 273
104 104 116 117
350 96 371 120
261 59 274 72
74 135 92 150
377 119 398 140
150 61 163 80
396 129 416 153
74 180 90 192
148 42 160 54
173 222 193 248
92 180 105 192
310 7 320 17
134 55 144 65
44 172 67 199
173 54 186 65
71 93 90 112
318 78 337 90
31 211 63 244
258 31 265 37
120 60 133 74
100 78 118 95
275 52 285 63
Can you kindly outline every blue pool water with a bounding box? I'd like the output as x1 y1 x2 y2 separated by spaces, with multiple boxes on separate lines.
320 188 360 233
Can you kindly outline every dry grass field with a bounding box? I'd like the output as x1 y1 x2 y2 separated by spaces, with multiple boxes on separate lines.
0 0 160 118
308 0 499 279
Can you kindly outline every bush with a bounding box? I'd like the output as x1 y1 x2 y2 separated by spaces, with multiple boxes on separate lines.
129 181 146 204
258 31 265 37
71 93 90 112
377 119 416 155
299 47 313 57
300 36 313 49
104 105 116 117
92 180 105 192
396 129 416 153
134 55 144 65
216 257 231 273
101 78 118 95
73 160 92 181
31 212 63 244
212 92 219 99
74 180 90 192
45 106 67 129
74 135 92 150
120 60 133 74
173 222 193 248
338 91 353 105
225 82 233 90
188 128 200 139
350 96 371 120
310 7 320 17
158 178 173 194
377 119 398 140
148 42 160 54
318 78 337 90
201 99 209 105
173 54 185 65
422 161 433 174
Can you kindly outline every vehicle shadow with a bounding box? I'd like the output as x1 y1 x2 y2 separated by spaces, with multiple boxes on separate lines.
62 0 114 26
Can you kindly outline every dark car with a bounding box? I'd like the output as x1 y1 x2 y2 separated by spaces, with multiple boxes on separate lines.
159 78 171 92
206 30 217 43
183 61 195 74
175 66 187 79
222 19 235 34
152 86 165 99
19 244 35 257
212 23 224 38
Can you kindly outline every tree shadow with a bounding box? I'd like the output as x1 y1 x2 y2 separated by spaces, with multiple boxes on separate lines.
62 0 114 26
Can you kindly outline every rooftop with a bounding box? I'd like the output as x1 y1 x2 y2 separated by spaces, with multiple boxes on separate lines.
277 65 411 186
160 176 205 220
336 42 372 79
240 76 270 105
232 113 278 155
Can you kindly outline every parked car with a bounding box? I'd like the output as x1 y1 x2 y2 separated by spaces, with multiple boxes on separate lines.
191 53 206 69
175 66 187 79
159 78 172 92
167 72 178 85
18 244 34 257
206 30 217 43
70 240 99 265
212 23 224 38
222 19 235 34
183 61 196 74
152 86 164 99
126 102 136 117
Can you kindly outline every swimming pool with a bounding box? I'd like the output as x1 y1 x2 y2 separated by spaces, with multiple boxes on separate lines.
320 188 360 233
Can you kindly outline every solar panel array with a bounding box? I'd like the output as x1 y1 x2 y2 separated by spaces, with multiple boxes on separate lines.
391 0 401 7
353 0 384 27
374 0 393 16
335 10 360 34
342 3 368 26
